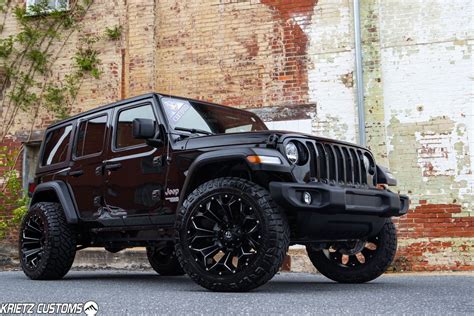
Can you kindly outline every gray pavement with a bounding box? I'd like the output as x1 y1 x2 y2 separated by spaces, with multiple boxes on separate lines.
0 270 473 315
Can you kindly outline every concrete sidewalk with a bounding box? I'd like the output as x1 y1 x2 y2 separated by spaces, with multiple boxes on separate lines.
73 246 317 272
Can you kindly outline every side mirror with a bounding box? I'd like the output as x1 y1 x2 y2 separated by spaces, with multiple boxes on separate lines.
133 118 156 139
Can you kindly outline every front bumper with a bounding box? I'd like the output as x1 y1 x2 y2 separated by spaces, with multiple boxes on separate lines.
269 181 409 217
269 181 409 241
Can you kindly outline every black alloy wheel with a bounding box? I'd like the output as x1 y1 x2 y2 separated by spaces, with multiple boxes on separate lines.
324 237 379 268
146 242 185 276
175 177 289 292
306 219 397 283
20 212 45 270
185 192 262 276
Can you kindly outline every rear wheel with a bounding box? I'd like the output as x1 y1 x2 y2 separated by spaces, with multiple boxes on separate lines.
306 219 397 283
147 242 185 276
19 202 76 280
175 177 289 292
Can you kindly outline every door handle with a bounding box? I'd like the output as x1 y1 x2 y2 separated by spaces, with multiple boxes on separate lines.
69 170 84 177
104 162 122 171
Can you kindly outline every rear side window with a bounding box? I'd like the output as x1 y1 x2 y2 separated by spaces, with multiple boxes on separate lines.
115 104 155 149
75 115 108 157
41 125 73 166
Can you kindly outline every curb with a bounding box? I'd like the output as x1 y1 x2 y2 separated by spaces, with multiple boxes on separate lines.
0 244 315 273
71 246 315 273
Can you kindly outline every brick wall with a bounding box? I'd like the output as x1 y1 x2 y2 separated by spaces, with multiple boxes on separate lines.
373 0 473 271
0 0 472 271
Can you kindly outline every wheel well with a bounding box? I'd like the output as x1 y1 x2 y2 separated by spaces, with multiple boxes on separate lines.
31 189 60 205
184 159 293 197
185 159 251 196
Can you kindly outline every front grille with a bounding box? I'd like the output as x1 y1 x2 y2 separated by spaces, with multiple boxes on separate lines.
305 141 373 186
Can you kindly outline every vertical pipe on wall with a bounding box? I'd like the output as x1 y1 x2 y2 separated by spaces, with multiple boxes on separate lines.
353 0 366 146
22 145 28 193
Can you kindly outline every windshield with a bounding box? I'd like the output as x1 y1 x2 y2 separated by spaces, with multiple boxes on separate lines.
161 97 268 135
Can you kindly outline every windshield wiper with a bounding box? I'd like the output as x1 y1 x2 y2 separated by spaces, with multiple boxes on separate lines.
174 127 214 135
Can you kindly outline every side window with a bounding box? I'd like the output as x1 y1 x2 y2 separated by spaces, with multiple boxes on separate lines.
41 125 72 166
75 114 108 157
115 104 156 149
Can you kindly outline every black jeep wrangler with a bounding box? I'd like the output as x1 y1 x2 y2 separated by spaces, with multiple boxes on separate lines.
21 93 408 291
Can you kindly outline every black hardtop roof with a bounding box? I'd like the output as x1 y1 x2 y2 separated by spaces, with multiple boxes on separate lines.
46 92 254 130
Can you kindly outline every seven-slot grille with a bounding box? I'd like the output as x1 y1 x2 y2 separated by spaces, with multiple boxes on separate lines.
305 141 373 187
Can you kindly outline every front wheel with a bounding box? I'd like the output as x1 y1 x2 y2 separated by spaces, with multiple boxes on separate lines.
306 219 397 283
175 177 289 292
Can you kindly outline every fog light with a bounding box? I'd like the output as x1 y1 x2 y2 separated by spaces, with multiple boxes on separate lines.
303 192 312 205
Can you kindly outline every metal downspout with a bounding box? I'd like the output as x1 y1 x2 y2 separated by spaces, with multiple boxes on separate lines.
22 145 28 193
353 0 366 146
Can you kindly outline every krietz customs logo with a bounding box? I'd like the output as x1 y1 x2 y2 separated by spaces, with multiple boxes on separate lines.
0 301 99 315
83 301 99 315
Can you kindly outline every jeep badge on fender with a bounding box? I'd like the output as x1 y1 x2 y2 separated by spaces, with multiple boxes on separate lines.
21 93 409 291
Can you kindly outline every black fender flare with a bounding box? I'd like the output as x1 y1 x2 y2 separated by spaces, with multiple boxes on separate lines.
376 165 398 186
30 181 79 224
177 148 290 210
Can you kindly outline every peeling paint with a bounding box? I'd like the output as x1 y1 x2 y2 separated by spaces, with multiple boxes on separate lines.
339 71 353 88
387 115 473 208
247 103 316 122
395 238 474 271
261 0 318 103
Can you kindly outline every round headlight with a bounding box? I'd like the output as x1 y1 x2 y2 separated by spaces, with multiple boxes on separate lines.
363 154 375 175
285 142 299 164
363 155 370 171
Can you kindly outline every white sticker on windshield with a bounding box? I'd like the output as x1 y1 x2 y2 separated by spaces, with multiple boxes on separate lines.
162 98 191 123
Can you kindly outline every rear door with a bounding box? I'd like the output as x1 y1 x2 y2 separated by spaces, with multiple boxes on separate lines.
103 99 171 225
67 111 110 220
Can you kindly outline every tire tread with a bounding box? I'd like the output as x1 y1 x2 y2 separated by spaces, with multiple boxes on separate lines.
20 202 76 280
175 177 289 292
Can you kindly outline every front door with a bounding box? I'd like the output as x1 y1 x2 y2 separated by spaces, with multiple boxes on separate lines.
103 100 170 225
67 111 110 220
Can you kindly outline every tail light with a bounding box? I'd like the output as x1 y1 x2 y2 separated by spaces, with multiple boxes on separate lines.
28 182 36 197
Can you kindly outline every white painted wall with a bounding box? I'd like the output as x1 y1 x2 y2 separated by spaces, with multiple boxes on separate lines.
265 119 313 134
306 0 358 142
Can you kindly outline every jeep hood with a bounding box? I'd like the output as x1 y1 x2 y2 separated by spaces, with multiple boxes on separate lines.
183 130 368 151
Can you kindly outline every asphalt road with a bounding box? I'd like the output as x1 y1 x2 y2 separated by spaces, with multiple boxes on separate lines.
1 270 473 315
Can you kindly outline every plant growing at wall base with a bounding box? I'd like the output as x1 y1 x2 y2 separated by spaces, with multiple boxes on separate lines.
0 218 7 239
11 195 29 224
0 145 26 240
